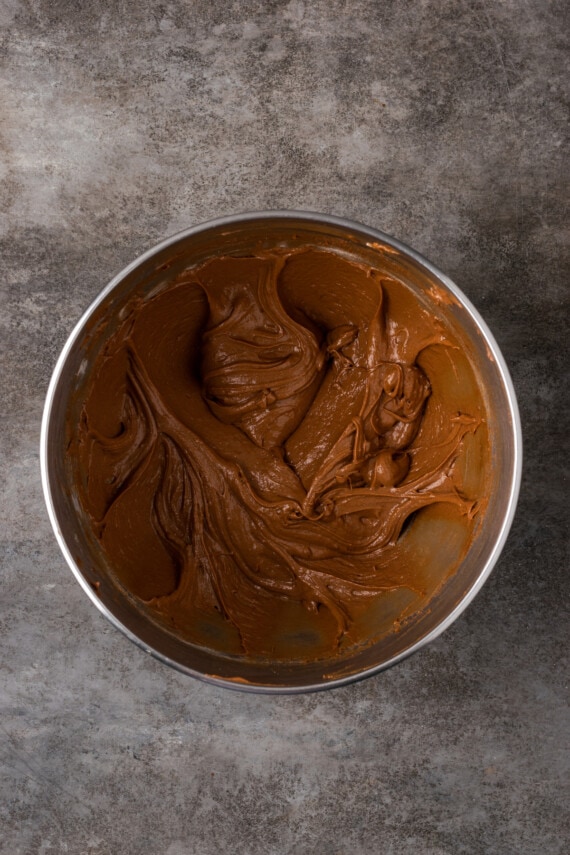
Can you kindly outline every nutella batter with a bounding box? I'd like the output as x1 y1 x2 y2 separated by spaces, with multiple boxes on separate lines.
70 244 489 661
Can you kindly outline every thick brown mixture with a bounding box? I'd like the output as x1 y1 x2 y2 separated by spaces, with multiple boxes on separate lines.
71 246 488 660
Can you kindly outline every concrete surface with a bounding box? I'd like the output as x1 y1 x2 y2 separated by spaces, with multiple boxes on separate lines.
1 1 568 853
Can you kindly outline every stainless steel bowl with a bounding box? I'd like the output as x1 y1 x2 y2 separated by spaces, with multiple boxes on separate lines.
41 211 522 692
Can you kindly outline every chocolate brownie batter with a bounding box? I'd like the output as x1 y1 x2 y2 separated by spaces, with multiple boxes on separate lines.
70 244 489 660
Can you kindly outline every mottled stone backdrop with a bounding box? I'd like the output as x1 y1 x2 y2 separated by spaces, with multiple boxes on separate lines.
1 1 568 853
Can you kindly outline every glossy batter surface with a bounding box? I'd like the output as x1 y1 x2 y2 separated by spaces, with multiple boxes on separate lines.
71 246 488 660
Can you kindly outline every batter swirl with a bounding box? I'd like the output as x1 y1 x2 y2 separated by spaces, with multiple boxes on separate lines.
73 247 485 659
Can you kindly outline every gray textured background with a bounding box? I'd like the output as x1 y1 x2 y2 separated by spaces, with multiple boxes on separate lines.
1 1 568 853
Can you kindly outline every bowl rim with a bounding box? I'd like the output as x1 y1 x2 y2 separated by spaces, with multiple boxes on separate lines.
40 210 523 693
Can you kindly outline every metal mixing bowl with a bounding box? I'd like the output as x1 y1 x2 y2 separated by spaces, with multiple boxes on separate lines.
40 211 522 692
